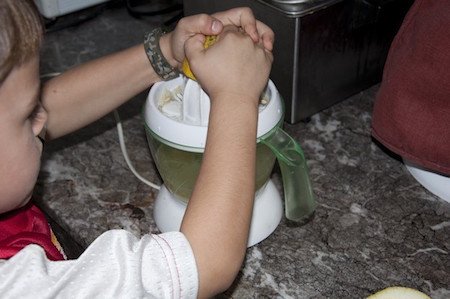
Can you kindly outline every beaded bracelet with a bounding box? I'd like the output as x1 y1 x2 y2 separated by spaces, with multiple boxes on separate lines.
144 27 180 81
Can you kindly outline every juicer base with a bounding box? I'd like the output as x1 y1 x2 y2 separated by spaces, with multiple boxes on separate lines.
153 180 283 247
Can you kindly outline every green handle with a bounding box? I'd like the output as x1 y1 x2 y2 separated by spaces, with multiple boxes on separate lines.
261 127 316 222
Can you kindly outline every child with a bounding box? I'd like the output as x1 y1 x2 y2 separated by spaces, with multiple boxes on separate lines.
0 1 274 298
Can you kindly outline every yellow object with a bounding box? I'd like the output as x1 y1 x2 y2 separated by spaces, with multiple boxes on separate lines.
182 35 217 81
367 286 431 299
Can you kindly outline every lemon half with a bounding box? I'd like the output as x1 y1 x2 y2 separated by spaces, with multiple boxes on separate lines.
367 286 431 299
182 35 217 81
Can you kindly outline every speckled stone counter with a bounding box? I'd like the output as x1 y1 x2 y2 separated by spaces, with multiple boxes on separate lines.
37 4 449 298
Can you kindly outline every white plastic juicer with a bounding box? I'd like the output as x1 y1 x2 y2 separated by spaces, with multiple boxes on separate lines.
144 76 316 246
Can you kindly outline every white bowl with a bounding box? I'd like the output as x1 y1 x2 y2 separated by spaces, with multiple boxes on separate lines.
404 160 450 203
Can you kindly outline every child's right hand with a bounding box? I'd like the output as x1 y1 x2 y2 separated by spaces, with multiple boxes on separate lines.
161 7 274 71
184 26 274 107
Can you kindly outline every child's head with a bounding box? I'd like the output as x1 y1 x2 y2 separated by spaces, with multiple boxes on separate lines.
0 0 47 214
0 0 43 83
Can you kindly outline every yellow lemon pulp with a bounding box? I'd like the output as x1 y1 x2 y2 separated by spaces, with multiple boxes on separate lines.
182 35 217 81
367 286 431 299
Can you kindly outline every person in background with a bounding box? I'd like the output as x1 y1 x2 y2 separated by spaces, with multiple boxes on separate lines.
371 0 450 177
0 1 274 298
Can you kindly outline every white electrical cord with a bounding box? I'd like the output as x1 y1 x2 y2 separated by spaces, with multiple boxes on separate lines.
113 110 161 190
40 72 63 79
40 72 160 190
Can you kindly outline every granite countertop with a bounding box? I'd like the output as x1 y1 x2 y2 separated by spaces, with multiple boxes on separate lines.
37 4 449 299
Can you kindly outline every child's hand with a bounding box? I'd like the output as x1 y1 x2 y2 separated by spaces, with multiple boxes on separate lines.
160 7 274 70
212 8 274 51
184 26 273 106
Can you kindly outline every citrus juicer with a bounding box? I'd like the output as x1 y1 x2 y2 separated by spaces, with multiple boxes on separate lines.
144 76 316 246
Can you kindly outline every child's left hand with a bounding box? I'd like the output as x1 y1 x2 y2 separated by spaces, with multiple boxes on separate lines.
160 7 274 70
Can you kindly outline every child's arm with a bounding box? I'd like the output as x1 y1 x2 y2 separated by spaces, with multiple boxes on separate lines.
41 7 273 140
180 27 274 298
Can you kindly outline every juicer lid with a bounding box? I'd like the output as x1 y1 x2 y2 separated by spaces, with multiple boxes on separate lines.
144 76 283 150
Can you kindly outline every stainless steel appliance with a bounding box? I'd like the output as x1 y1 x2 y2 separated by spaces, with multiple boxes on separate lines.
183 0 413 123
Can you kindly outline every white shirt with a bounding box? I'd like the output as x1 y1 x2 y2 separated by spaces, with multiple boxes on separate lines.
0 230 198 298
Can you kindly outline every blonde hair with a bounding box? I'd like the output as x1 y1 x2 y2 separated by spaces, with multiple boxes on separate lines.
0 0 43 83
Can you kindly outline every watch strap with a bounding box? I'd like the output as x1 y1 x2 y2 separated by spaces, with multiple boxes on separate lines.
144 27 180 81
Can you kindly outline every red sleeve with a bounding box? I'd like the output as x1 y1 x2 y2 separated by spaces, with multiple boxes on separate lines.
0 202 65 261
